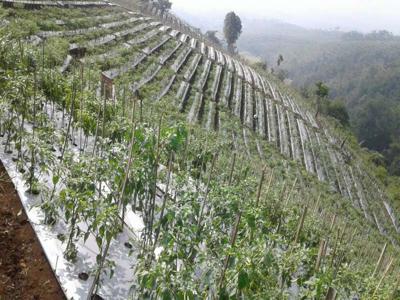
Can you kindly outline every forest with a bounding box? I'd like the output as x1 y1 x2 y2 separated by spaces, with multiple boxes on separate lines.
238 20 400 205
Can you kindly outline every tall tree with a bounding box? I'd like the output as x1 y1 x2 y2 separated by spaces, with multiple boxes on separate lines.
277 54 284 67
314 81 329 119
223 12 242 54
152 0 172 13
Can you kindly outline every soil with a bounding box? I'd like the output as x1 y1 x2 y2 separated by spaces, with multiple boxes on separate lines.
0 160 66 300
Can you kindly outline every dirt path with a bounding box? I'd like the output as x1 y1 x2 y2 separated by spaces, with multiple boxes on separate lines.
0 160 65 300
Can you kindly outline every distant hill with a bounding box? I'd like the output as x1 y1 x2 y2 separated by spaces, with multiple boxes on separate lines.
174 11 400 201
236 19 400 204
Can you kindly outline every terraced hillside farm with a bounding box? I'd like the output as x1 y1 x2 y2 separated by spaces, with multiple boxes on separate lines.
0 0 399 299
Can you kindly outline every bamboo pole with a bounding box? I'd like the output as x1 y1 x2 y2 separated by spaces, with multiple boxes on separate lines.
255 166 267 207
315 239 326 272
219 211 242 289
228 152 237 185
373 257 394 297
325 287 336 300
313 193 321 214
151 153 174 259
389 273 400 300
373 243 387 277
284 177 297 207
330 225 346 268
196 153 218 231
294 206 308 244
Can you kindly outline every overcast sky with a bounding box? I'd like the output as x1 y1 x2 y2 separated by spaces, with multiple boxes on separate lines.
171 0 400 33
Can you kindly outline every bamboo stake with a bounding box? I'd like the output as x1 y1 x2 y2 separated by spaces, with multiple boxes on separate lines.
389 273 400 300
373 257 394 297
284 177 297 207
373 243 387 277
118 119 137 228
294 206 308 244
330 225 346 268
151 153 173 260
219 211 242 289
313 193 322 214
79 62 84 152
255 166 267 207
228 152 237 185
196 153 218 231
147 115 163 245
188 153 218 262
265 170 274 198
315 239 326 272
325 287 336 300
323 214 337 255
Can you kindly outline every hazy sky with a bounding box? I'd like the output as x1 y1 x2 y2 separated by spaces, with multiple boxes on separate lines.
171 0 400 33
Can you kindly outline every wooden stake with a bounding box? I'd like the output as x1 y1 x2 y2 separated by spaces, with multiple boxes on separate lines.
374 257 394 297
255 166 267 207
219 211 242 289
197 153 218 231
315 239 326 272
313 193 321 214
294 206 308 244
330 225 346 268
389 273 400 300
373 243 387 277
323 214 337 255
228 152 237 185
265 170 274 197
325 287 336 300
329 214 337 231
284 177 297 207
151 153 174 259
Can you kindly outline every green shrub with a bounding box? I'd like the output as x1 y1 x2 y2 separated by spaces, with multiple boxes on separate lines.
324 100 350 126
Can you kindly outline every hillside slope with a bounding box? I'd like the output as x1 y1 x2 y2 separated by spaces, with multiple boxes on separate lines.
0 1 399 298
238 19 400 206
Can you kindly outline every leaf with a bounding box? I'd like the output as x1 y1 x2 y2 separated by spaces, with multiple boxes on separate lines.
96 236 102 249
84 231 90 242
246 213 256 229
238 270 250 290
105 230 113 244
52 175 59 185
162 289 172 300
99 225 105 238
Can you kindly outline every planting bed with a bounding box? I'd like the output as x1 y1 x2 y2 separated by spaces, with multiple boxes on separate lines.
0 161 65 300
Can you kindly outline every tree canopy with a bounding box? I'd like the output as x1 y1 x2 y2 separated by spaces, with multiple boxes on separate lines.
223 12 242 54
315 81 329 99
152 0 172 13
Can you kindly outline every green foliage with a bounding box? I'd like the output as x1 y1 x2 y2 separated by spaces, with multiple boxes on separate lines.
342 30 395 41
315 81 329 99
324 100 350 126
42 38 69 67
223 12 242 53
238 22 400 168
277 54 284 66
7 18 39 39
1 6 399 299
355 99 399 152
152 0 172 13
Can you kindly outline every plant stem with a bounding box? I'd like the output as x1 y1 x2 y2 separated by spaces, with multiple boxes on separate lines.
219 211 242 289
150 153 173 261
294 206 308 244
